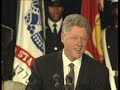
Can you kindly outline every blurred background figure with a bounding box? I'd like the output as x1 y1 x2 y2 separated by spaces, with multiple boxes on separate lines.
2 0 17 81
45 0 64 54
102 0 118 90
111 0 118 28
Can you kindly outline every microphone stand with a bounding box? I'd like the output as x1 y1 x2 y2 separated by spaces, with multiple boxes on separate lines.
53 74 72 90
64 85 71 90
64 74 72 90
54 84 71 90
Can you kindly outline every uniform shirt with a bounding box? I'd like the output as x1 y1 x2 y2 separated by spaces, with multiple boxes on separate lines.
62 49 82 90
48 18 63 34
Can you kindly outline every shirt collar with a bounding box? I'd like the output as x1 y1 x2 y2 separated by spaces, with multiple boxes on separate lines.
48 18 63 33
62 49 82 68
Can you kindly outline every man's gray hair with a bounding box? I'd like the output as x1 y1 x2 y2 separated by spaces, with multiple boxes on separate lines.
62 14 91 34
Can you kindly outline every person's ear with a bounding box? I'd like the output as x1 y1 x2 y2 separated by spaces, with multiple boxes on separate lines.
61 32 65 43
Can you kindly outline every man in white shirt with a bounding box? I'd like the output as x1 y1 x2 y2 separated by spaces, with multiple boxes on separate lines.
27 14 111 90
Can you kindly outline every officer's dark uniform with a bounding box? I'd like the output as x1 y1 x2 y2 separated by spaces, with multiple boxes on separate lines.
105 25 118 87
104 1 118 89
45 0 64 54
45 23 63 54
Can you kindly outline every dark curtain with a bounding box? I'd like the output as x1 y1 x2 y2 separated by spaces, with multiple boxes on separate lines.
63 0 82 17
100 0 113 29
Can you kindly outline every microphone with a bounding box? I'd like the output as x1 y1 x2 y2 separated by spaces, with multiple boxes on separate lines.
53 74 60 88
66 74 72 86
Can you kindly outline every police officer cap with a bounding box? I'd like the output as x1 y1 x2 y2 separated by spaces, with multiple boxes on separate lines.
111 0 118 8
46 0 64 6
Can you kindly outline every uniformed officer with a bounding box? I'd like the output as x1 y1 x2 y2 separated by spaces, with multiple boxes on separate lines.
102 0 118 90
45 0 64 54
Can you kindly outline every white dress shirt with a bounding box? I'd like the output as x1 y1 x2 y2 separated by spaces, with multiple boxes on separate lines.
62 49 82 90
48 18 63 34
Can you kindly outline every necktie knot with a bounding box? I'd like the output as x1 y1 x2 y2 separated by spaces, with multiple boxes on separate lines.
53 24 57 27
69 63 74 69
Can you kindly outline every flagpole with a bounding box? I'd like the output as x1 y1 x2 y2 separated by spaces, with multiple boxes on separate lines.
16 0 21 37
40 0 46 54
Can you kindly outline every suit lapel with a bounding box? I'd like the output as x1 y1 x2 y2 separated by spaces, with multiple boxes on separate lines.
75 54 90 90
57 50 64 87
49 50 64 90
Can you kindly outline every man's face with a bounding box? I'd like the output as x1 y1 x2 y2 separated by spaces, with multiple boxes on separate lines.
48 6 64 22
61 26 89 61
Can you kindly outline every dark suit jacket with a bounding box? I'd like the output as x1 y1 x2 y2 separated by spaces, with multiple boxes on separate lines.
26 50 111 90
